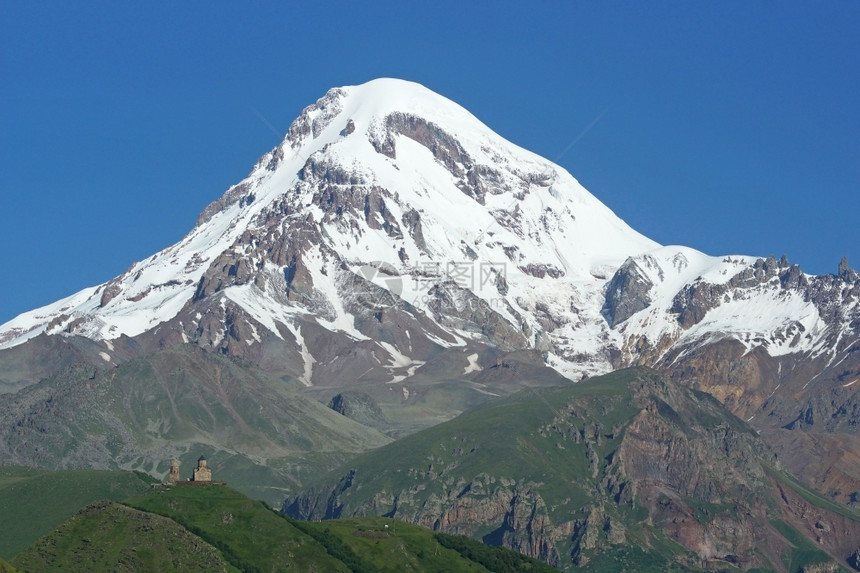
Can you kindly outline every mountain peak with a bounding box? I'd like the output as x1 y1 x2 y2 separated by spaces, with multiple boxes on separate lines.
291 78 485 138
1 80 856 392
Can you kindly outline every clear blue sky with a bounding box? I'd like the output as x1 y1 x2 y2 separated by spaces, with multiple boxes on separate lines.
1 1 858 323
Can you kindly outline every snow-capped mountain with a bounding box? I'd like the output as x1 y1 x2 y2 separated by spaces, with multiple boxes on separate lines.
0 79 653 376
1 78 855 380
1 78 858 506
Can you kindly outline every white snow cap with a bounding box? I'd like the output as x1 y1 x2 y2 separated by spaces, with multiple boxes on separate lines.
0 78 839 377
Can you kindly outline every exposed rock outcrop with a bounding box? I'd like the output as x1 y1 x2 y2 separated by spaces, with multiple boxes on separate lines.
327 391 388 429
284 369 859 571
601 257 654 328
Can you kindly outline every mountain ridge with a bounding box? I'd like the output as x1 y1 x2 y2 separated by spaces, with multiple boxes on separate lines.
0 77 857 511
2 79 854 382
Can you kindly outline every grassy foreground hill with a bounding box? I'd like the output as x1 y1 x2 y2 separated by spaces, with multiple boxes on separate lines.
125 485 348 572
0 467 156 560
12 501 236 573
10 482 556 572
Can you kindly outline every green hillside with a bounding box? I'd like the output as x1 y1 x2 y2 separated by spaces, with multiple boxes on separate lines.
284 368 859 571
125 485 349 572
6 368 858 571
12 501 237 573
0 467 155 560
288 516 557 573
10 481 558 572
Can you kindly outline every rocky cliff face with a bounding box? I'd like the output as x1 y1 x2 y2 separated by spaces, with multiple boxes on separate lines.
602 250 860 506
601 256 656 328
283 368 860 571
653 263 860 506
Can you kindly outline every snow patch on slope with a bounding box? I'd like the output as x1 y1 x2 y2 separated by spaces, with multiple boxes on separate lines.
282 321 315 387
464 353 482 374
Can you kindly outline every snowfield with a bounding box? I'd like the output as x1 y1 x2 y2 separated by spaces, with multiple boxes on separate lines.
0 78 852 382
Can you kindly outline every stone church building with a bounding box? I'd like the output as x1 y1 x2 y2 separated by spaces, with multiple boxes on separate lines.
167 456 220 485
192 456 212 482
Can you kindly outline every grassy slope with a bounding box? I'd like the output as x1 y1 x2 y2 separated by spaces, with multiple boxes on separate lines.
301 369 644 522
126 485 559 572
289 516 558 573
125 485 350 572
289 369 706 570
286 368 858 571
289 516 491 573
7 367 855 571
116 485 558 572
0 467 155 560
12 501 238 573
